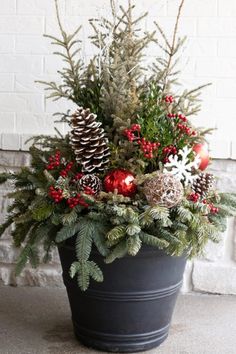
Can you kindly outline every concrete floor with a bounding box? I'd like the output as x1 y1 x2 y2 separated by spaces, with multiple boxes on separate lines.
0 287 236 354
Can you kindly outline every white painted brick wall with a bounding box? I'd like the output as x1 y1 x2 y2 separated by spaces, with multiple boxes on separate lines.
0 0 235 155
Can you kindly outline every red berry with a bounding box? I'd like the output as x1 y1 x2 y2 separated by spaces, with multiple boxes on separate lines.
188 192 200 203
163 157 170 164
178 114 187 122
177 123 183 130
75 173 83 180
186 128 191 135
131 124 141 132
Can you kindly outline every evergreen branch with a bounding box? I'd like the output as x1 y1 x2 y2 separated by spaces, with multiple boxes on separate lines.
62 209 78 225
139 206 171 227
14 211 33 225
127 234 142 256
56 222 80 243
32 202 54 221
15 222 46 275
92 223 109 257
208 214 227 233
154 226 182 244
77 261 90 291
106 225 126 246
0 216 15 238
154 22 171 50
43 240 54 263
12 221 34 247
15 243 33 276
105 240 128 264
87 261 103 283
139 232 169 249
162 0 185 91
70 261 80 278
0 172 12 184
126 224 141 236
75 219 94 261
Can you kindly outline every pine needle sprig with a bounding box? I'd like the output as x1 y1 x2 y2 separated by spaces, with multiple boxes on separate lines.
37 0 84 106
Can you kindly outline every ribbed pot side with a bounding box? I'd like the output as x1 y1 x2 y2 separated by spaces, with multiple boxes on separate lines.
58 241 187 353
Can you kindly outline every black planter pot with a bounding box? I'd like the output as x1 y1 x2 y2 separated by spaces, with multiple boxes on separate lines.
58 242 186 353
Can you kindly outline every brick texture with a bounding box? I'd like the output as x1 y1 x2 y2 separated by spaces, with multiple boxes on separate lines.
0 0 234 150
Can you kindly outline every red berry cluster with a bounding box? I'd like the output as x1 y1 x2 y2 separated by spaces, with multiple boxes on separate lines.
138 138 160 159
164 95 174 103
188 193 219 214
163 145 177 155
177 123 197 137
167 113 177 119
70 172 84 184
178 114 188 122
167 113 187 122
188 192 200 203
67 194 89 209
210 205 219 214
123 124 141 142
162 145 178 163
60 161 74 178
124 124 160 159
48 186 63 203
203 199 219 214
167 113 197 137
46 151 61 170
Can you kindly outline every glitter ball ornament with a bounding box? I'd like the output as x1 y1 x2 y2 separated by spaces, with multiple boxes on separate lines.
104 169 137 197
193 143 209 171
143 173 184 208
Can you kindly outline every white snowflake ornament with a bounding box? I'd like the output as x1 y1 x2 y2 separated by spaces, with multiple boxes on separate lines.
163 146 201 186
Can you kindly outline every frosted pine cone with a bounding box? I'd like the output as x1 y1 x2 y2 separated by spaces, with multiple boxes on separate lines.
192 172 215 197
70 107 110 173
78 174 102 195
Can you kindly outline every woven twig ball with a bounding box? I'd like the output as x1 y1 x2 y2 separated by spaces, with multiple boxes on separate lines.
143 173 184 208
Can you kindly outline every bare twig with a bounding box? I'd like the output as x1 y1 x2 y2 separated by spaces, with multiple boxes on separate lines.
162 0 185 91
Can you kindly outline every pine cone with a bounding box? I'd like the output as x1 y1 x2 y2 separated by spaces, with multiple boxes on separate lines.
192 173 215 196
70 107 110 173
79 174 102 195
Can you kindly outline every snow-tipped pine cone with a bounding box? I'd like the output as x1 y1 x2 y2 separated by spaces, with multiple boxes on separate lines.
69 107 110 173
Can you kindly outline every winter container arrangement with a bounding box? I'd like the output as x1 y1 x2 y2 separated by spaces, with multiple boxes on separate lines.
1 0 236 352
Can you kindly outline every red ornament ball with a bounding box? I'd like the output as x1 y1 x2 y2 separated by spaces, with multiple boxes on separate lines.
193 143 210 171
104 169 137 197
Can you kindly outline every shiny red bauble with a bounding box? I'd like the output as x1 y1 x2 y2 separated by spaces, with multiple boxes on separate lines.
193 143 210 171
104 169 137 197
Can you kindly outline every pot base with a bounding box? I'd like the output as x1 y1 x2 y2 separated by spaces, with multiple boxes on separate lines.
59 243 186 353
73 320 169 353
